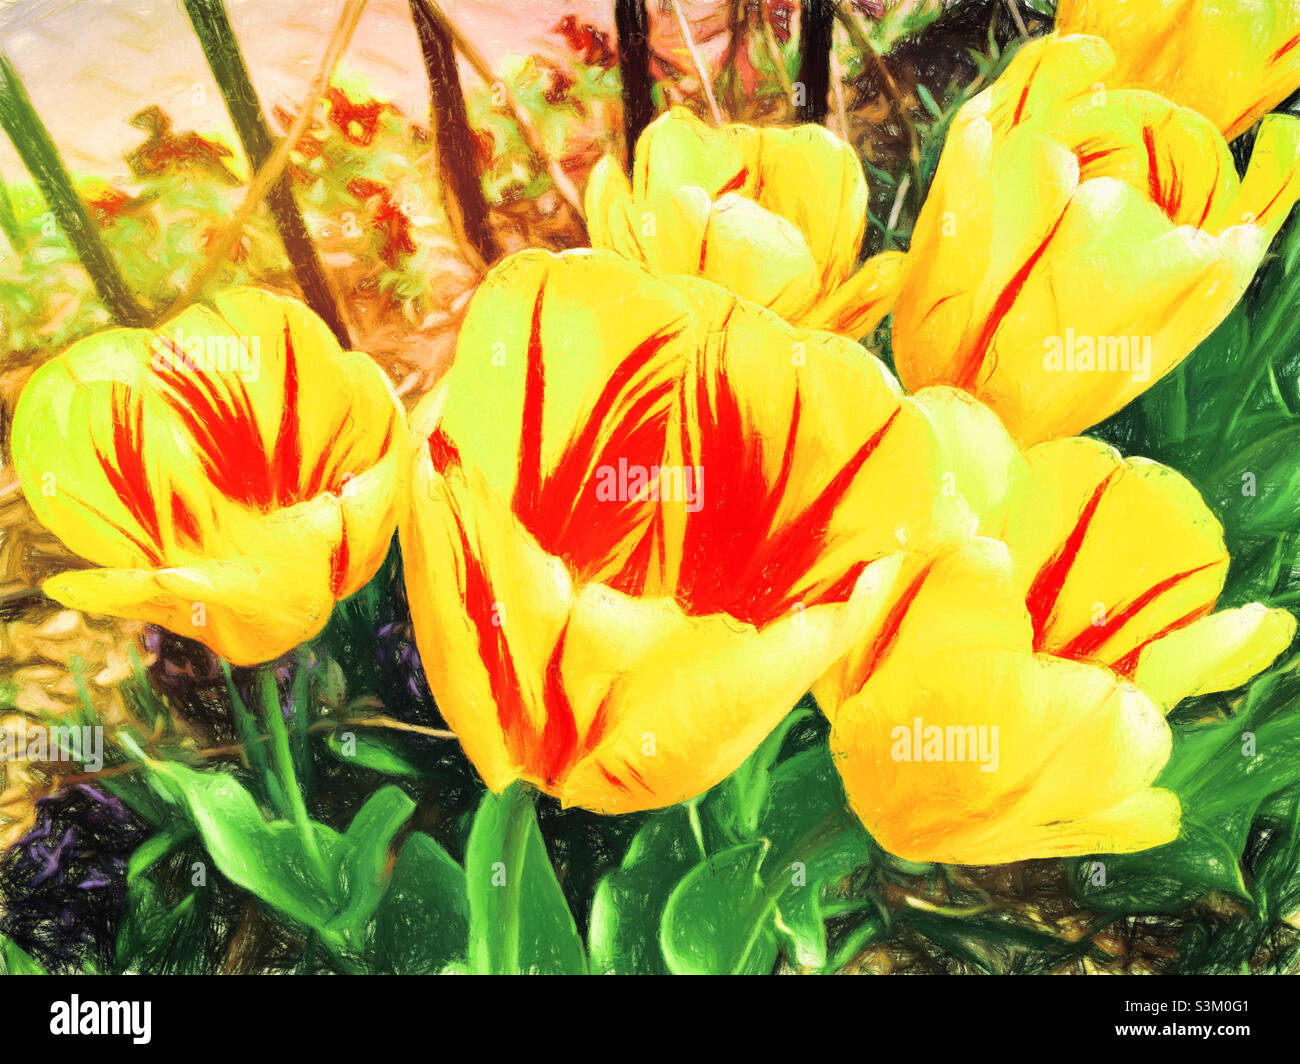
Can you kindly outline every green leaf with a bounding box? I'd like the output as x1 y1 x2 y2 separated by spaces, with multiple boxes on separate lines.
721 706 813 840
464 785 586 974
0 935 46 974
661 841 780 975
115 877 207 975
127 825 194 882
1072 667 1300 913
327 728 424 778
145 758 341 930
660 747 874 975
588 807 702 975
758 749 874 969
372 832 469 974
328 785 416 935
142 760 412 947
1073 816 1253 913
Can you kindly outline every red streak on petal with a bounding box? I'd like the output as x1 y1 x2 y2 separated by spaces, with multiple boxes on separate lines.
954 210 1067 390
92 384 165 565
599 765 632 794
715 166 749 197
849 558 935 684
271 321 303 505
170 491 201 546
329 520 351 598
537 623 580 785
1025 469 1120 650
1271 32 1300 64
1054 561 1220 667
1111 602 1215 677
447 505 530 767
427 426 462 473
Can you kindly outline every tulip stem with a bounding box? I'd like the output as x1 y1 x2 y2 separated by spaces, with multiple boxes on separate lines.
259 667 326 876
499 782 536 975
220 661 279 809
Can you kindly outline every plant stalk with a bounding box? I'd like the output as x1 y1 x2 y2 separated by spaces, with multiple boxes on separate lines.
614 0 656 173
182 0 351 347
409 0 500 265
0 51 149 325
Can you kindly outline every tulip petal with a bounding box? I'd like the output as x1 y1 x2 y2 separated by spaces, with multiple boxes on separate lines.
826 545 1178 864
42 490 343 668
1133 603 1297 709
12 287 404 665
402 462 574 793
975 176 1262 444
443 249 950 625
12 331 213 569
1059 1 1300 140
583 154 634 249
592 185 824 322
627 107 868 299
1237 113 1300 234
910 386 1022 535
557 556 906 814
998 437 1229 673
800 250 906 338
404 428 915 813
740 123 868 290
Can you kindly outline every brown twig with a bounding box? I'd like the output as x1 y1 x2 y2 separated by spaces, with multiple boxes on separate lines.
670 0 724 125
615 0 656 174
797 0 835 124
1003 0 1029 39
417 0 584 217
409 0 499 265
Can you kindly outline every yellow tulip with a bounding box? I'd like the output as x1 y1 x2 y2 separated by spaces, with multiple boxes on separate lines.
11 288 407 666
400 248 957 814
893 33 1300 446
1057 0 1300 141
817 395 1295 864
585 107 905 337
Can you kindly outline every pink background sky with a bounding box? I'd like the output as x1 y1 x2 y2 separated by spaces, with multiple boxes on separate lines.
0 0 618 179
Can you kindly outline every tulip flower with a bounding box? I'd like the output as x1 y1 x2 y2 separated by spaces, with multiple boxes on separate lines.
1056 0 1300 141
401 248 957 814
892 33 1300 446
11 288 406 666
817 402 1295 864
585 107 905 337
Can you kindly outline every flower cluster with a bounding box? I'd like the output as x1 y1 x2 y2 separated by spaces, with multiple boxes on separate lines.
10 16 1300 873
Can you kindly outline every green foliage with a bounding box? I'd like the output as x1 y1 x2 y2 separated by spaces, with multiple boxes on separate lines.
1072 203 1300 970
371 833 469 974
589 705 875 975
464 784 586 975
0 934 46 974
